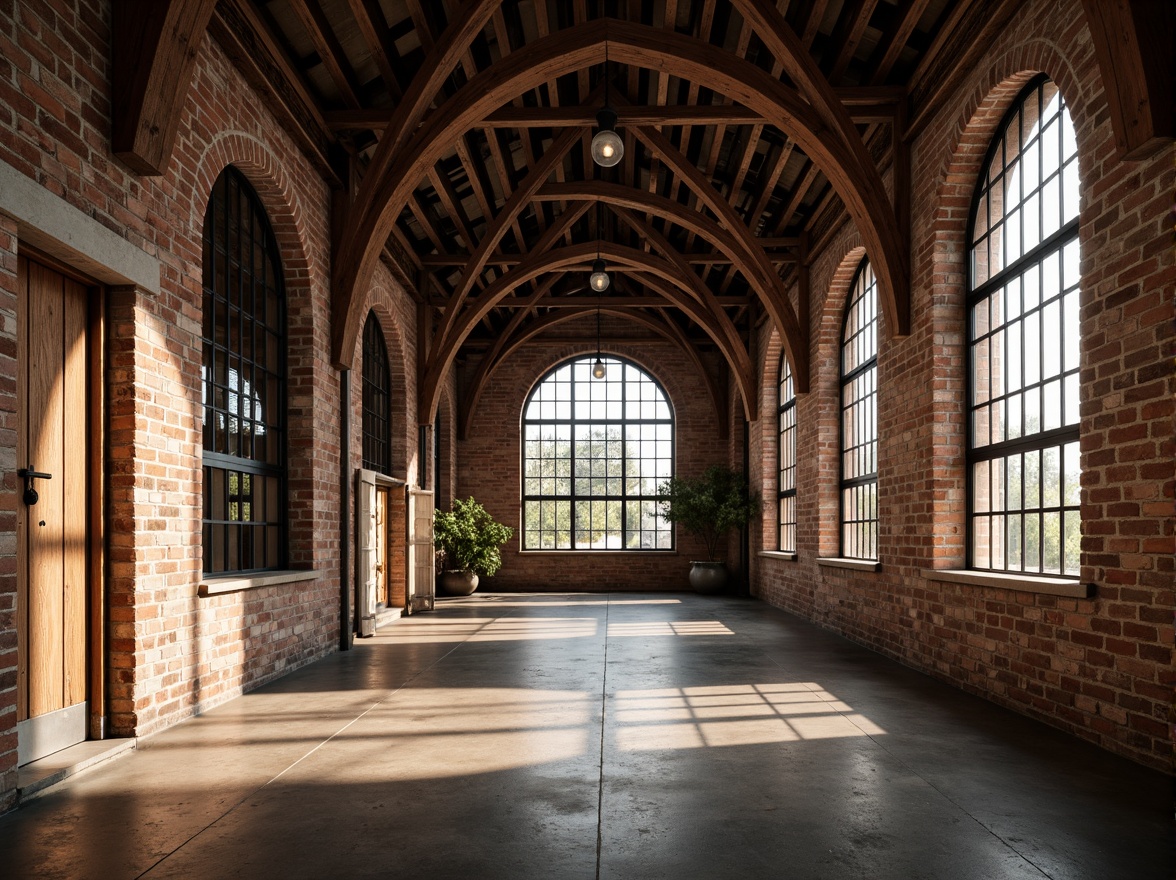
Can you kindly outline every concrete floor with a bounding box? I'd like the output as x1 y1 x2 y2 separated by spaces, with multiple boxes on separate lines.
0 593 1172 879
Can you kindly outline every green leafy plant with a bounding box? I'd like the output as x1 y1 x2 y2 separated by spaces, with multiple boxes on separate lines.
433 497 514 577
656 466 760 562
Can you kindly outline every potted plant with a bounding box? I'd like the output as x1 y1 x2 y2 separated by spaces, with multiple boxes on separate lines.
656 466 760 594
433 496 514 596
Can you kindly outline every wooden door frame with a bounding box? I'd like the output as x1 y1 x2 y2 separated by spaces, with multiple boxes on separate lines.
16 246 107 746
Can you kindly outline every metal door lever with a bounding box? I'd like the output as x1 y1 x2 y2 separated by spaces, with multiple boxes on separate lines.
17 468 51 506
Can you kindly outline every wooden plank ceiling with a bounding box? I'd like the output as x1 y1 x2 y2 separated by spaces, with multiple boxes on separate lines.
218 0 968 422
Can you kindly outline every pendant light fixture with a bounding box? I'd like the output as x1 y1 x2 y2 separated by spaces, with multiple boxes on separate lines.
592 305 606 379
589 203 610 292
591 43 623 167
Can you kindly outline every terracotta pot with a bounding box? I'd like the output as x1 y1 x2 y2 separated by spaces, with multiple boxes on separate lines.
439 569 479 596
688 561 728 594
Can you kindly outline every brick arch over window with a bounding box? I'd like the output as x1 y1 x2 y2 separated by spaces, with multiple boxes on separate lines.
924 40 1089 568
347 284 411 482
189 134 322 568
813 243 867 558
435 384 456 509
758 329 784 552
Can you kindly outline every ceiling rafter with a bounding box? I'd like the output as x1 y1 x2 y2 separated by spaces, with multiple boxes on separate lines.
333 21 901 386
421 240 756 426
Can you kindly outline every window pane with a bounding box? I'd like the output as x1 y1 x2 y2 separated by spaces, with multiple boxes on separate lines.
522 356 673 551
967 79 1080 577
840 261 878 560
202 168 286 574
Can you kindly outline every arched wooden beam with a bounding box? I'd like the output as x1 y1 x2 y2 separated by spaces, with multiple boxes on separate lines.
420 240 755 425
730 0 909 335
332 19 906 369
535 179 802 390
459 307 725 441
608 205 749 416
628 120 810 392
457 276 564 440
1079 0 1174 159
432 126 584 362
538 181 775 293
367 0 500 162
112 0 218 175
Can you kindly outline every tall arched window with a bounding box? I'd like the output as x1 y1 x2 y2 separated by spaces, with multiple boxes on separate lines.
777 354 797 552
362 312 392 474
522 356 673 550
201 167 286 574
968 77 1080 576
840 260 878 560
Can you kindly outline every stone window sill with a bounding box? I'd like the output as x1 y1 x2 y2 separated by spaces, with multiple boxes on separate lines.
921 569 1093 598
817 557 880 572
199 569 321 597
759 551 797 562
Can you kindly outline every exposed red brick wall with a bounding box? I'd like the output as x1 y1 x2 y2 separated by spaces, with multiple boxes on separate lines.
0 1 391 791
346 268 421 615
455 314 732 591
751 0 1174 772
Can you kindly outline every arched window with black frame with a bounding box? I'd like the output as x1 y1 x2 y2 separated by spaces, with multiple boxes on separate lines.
362 312 392 474
967 76 1081 576
777 353 797 553
201 167 287 574
840 259 878 560
522 356 673 550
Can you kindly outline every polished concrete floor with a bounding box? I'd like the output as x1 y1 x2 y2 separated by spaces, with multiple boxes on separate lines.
1 593 1172 879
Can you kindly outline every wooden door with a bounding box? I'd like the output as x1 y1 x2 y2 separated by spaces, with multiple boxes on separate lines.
406 488 434 614
16 256 91 765
355 469 379 636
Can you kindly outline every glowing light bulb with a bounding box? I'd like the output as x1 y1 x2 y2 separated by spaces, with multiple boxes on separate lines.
589 258 610 292
592 357 607 379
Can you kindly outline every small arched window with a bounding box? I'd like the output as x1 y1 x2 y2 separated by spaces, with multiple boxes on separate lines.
201 167 286 574
362 312 392 474
777 354 797 552
967 76 1080 576
522 356 673 550
840 259 878 560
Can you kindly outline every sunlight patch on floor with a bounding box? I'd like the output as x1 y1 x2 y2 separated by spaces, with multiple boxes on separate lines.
383 617 599 643
607 620 733 636
321 687 594 781
613 683 886 751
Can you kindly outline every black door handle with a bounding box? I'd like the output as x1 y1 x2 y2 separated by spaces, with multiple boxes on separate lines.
17 468 51 506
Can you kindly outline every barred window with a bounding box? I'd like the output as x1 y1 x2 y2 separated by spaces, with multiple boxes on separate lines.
777 354 797 552
968 77 1081 576
201 167 286 574
362 312 392 474
840 260 878 560
522 356 673 550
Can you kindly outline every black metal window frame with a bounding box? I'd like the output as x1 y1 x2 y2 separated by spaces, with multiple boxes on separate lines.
777 353 797 553
201 166 287 575
966 75 1081 577
522 355 674 551
839 259 878 560
361 312 392 474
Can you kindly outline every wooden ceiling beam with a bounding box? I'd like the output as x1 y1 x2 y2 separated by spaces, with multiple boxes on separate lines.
324 91 903 130
344 0 405 100
333 20 905 372
421 240 756 425
431 127 584 355
825 0 880 85
1079 0 1174 159
112 0 217 175
864 0 934 85
632 119 808 392
287 0 364 108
